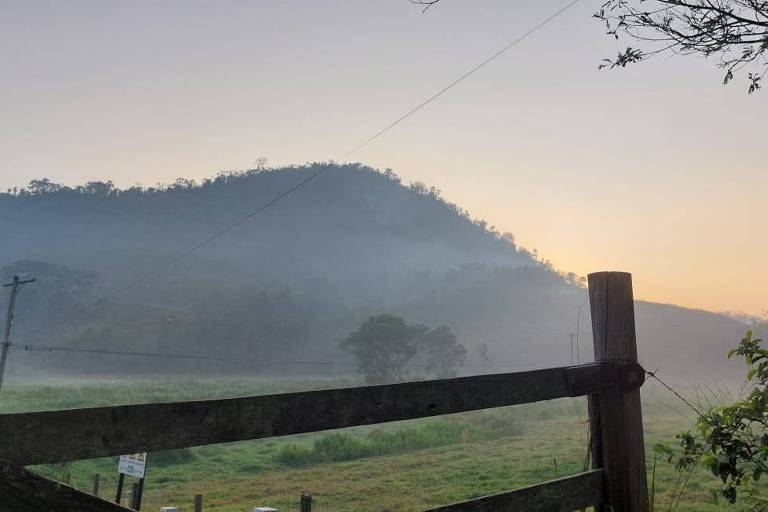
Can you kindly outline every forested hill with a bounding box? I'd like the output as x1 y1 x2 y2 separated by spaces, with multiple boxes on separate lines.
0 164 761 381
0 164 533 297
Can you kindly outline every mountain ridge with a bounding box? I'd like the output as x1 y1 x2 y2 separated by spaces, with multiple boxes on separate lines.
1 163 761 380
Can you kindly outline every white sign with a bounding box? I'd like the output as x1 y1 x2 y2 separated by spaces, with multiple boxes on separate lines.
118 453 147 478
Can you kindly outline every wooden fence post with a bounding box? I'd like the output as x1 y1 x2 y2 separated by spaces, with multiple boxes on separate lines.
115 473 125 504
300 492 312 512
129 482 139 509
92 472 100 496
194 494 203 512
134 477 145 511
587 271 649 512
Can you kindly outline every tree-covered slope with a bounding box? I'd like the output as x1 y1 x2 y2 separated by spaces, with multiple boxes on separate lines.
0 164 760 380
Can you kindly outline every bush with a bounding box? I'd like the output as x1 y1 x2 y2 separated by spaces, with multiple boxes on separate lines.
276 413 525 467
149 448 197 467
275 444 315 466
314 433 374 461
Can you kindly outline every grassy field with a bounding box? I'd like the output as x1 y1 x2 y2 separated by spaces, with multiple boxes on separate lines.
0 377 746 512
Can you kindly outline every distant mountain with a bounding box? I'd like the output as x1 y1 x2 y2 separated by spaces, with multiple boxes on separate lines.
0 164 761 381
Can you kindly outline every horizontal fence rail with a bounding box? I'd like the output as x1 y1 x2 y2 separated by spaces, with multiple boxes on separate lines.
0 361 643 466
423 469 604 512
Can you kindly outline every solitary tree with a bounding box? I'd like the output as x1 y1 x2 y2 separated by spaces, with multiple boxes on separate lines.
341 316 466 383
340 315 426 384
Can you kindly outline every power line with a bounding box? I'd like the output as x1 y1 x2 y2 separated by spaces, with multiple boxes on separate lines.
12 339 717 423
11 342 357 368
45 1 585 372
107 165 332 297
99 0 582 301
11 341 535 374
338 0 582 160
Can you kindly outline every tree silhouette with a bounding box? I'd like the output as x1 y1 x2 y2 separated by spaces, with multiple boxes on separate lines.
340 315 426 384
596 0 768 93
341 316 467 383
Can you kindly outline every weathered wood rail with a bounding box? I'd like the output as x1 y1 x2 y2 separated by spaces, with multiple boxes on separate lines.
0 271 649 512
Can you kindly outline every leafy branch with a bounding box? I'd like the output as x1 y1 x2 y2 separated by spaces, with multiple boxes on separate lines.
596 0 768 92
672 331 768 508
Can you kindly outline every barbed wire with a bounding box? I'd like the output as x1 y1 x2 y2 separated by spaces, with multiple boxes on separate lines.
645 368 705 418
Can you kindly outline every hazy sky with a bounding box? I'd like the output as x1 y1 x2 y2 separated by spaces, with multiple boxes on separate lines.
1 0 765 316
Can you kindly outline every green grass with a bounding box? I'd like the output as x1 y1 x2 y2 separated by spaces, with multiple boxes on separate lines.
275 410 525 467
0 377 747 511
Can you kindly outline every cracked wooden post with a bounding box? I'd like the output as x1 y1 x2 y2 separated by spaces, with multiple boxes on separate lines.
588 271 649 511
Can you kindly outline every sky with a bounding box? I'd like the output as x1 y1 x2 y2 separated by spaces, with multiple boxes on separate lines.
1 0 765 316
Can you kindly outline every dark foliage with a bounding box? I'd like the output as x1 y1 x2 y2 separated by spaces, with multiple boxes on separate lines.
672 330 768 507
340 315 427 384
596 0 768 93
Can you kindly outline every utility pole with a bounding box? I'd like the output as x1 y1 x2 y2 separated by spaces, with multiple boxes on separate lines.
565 333 577 364
565 307 583 365
575 306 581 364
1 275 36 394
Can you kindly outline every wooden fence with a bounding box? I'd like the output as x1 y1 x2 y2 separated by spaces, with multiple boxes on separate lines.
0 271 649 511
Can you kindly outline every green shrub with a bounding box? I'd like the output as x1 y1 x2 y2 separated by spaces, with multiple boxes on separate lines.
314 433 374 461
276 414 525 467
150 448 197 467
275 444 315 466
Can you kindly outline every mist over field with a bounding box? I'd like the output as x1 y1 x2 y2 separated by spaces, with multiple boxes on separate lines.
4 0 768 510
0 163 758 382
